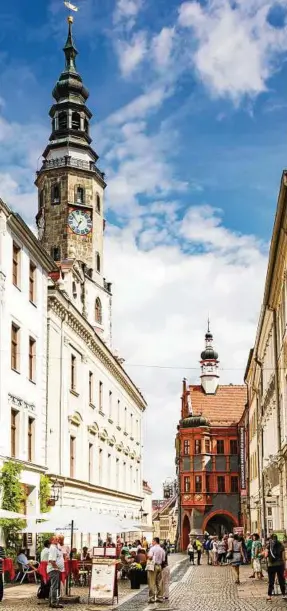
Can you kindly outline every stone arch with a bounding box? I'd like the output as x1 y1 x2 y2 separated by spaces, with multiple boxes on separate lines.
95 297 102 324
182 513 191 551
202 510 239 536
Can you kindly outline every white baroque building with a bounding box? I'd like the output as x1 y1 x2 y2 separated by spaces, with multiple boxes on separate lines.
0 199 54 515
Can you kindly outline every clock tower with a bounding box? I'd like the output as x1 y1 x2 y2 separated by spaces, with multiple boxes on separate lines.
35 16 106 274
200 322 219 395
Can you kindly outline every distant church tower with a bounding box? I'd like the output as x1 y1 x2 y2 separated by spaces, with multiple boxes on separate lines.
200 322 219 395
35 16 105 275
35 16 112 344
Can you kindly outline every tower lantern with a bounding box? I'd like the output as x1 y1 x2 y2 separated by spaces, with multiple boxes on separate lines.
200 321 219 395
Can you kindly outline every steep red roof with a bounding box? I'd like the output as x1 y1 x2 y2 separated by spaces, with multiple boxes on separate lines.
189 384 246 426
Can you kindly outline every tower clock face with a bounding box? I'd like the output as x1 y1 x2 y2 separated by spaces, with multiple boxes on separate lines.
68 209 92 235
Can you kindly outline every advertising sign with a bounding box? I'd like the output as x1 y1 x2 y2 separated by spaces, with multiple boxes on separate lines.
239 427 246 490
89 559 116 602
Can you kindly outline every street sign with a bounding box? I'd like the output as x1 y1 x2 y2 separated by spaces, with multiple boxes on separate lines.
265 498 278 506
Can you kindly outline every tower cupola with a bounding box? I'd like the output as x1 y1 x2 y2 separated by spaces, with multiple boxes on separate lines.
200 321 219 395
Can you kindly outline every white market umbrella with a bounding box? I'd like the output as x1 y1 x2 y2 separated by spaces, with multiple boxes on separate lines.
0 509 27 519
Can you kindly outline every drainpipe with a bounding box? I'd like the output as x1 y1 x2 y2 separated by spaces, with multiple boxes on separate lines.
272 309 284 530
59 314 64 475
45 314 50 466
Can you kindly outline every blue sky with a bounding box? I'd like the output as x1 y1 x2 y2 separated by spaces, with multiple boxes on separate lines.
2 0 287 493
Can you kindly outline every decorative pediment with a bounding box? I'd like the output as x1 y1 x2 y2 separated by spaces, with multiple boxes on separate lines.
88 422 99 435
107 435 116 447
99 428 108 441
130 450 136 460
116 442 124 452
123 446 130 456
68 411 82 426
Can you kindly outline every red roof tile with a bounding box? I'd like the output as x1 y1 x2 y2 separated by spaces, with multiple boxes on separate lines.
188 384 246 426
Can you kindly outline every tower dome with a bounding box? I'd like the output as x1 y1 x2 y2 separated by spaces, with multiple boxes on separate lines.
200 321 219 395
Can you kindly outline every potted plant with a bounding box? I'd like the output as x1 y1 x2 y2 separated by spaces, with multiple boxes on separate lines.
129 563 142 589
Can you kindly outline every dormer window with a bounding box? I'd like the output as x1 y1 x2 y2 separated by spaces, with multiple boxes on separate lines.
58 111 68 130
51 184 60 205
76 186 84 204
72 112 81 130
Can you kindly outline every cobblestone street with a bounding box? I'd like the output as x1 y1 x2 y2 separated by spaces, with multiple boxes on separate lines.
2 559 287 611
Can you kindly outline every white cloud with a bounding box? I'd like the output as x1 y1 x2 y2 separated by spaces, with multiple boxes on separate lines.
178 0 287 100
152 27 175 69
114 0 143 29
107 87 170 125
116 31 148 76
105 205 267 494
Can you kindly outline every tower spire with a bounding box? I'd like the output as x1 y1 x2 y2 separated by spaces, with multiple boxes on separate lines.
63 16 78 74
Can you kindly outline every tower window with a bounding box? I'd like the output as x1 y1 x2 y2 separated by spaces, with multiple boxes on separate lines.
52 118 56 132
96 252 101 273
51 184 60 205
84 118 89 134
96 194 101 214
51 247 61 262
58 111 68 130
95 298 102 324
72 112 81 130
75 186 85 204
39 189 44 210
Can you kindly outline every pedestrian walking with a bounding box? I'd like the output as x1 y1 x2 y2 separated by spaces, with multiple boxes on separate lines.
266 534 287 601
204 537 212 565
147 537 165 604
187 542 194 564
161 552 170 600
251 533 262 580
211 537 219 566
217 536 227 565
194 538 202 565
228 534 243 585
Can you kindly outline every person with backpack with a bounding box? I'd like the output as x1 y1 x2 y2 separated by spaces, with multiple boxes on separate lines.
266 534 287 601
204 536 212 565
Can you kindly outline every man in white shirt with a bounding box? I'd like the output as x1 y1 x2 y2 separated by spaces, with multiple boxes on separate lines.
47 536 64 608
40 540 51 562
147 537 165 603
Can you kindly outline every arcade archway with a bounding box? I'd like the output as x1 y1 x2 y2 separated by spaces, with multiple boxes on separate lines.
182 515 190 550
203 510 238 537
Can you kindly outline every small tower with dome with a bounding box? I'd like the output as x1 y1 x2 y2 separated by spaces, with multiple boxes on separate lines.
200 321 219 395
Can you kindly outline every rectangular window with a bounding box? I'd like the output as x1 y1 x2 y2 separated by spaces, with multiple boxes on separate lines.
217 440 224 454
11 409 18 457
29 337 36 382
88 443 93 483
12 243 21 288
28 417 34 462
230 439 238 455
89 371 93 404
124 407 127 431
117 400 120 426
116 458 120 489
231 476 239 493
195 439 201 454
70 436 75 478
11 323 20 372
206 475 211 493
184 476 190 492
109 391 112 418
184 440 190 455
217 476 225 492
205 439 211 453
130 413 133 436
71 355 76 391
99 448 103 485
195 475 202 493
29 261 36 303
99 381 103 411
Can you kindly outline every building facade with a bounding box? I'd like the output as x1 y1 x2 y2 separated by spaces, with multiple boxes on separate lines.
0 199 54 516
245 171 287 537
36 17 147 534
176 327 246 549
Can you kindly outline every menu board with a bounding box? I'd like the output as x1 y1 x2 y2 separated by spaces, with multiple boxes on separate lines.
89 559 116 602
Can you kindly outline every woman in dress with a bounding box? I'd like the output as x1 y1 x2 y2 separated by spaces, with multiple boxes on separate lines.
251 534 262 580
228 534 243 584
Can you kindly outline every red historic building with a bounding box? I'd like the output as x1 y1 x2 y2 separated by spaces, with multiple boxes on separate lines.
176 326 247 550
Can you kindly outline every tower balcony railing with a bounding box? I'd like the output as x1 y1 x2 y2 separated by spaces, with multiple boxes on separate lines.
39 156 105 181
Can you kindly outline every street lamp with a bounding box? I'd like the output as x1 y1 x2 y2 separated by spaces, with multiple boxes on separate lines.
139 506 144 521
50 477 63 504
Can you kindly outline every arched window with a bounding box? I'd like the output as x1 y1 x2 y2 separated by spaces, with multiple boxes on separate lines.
96 252 101 273
51 183 60 205
95 298 102 324
58 111 68 130
84 118 89 134
51 246 61 262
96 193 101 214
72 112 81 130
75 186 84 204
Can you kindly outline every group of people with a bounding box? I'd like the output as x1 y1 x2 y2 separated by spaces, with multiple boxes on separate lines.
117 536 170 603
188 531 287 601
